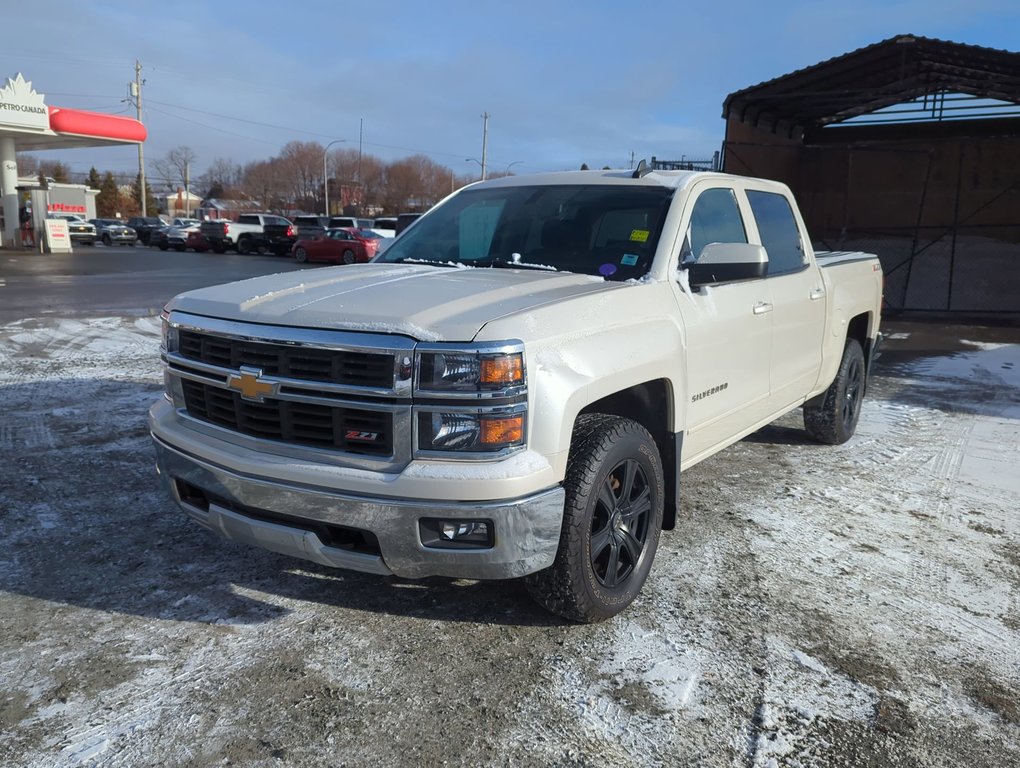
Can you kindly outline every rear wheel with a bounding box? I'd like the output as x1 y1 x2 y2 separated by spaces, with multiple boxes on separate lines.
804 338 866 445
158 241 168 251
212 243 226 254
236 236 250 255
294 247 308 263
102 233 112 246
525 414 663 622
342 249 357 265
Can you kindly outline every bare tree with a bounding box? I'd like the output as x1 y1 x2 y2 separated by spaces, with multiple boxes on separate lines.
198 157 242 199
277 141 325 211
242 159 286 211
153 146 197 191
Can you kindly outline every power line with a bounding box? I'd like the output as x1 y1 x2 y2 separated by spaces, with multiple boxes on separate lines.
146 98 343 141
144 105 283 147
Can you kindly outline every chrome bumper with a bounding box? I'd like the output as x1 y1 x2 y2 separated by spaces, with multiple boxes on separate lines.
152 435 565 580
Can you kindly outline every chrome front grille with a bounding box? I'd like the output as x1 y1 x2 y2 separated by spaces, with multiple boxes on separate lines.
180 379 392 456
165 313 416 467
178 329 394 389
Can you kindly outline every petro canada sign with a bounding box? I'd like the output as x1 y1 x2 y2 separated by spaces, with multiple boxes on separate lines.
0 73 49 131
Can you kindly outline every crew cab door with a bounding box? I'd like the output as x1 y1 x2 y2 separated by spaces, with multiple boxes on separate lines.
669 185 773 465
744 188 826 409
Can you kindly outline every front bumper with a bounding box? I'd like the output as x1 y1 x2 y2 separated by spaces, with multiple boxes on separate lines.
152 435 565 580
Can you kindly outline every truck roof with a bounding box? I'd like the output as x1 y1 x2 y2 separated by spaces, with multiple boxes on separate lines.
473 168 794 197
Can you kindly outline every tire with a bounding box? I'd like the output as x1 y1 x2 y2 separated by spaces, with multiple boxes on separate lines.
102 233 112 246
342 249 357 265
804 338 866 445
525 414 663 622
158 242 168 251
236 237 250 255
294 247 308 263
174 244 186 252
212 243 226 254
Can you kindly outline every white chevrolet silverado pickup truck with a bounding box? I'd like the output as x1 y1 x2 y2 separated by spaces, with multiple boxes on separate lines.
150 168 883 622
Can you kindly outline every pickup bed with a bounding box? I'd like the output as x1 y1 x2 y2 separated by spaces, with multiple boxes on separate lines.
151 169 883 622
200 213 295 255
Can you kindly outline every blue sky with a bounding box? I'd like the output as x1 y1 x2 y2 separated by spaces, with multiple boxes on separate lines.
6 0 1020 179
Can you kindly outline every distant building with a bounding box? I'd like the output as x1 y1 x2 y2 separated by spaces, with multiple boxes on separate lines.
162 189 203 219
195 198 262 221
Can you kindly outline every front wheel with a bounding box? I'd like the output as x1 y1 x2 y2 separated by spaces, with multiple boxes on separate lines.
525 414 663 622
102 233 112 246
804 338 866 445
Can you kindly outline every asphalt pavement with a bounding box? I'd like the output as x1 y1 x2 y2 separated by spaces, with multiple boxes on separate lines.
0 244 307 322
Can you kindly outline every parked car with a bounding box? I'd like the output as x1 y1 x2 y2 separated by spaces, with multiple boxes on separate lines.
186 230 210 253
370 217 397 238
291 215 331 241
126 216 167 246
90 218 137 246
291 227 381 264
395 212 422 235
200 213 295 255
50 214 96 245
156 220 202 252
327 216 374 229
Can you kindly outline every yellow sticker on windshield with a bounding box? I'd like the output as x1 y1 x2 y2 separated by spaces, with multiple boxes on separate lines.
630 229 649 242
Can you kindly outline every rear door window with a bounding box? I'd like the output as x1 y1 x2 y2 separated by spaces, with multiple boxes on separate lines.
747 190 805 275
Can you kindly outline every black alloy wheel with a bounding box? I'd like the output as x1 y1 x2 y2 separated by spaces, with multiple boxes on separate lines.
525 414 664 622
589 458 653 588
804 338 866 445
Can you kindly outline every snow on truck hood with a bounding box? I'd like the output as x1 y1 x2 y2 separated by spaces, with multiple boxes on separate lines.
167 263 621 341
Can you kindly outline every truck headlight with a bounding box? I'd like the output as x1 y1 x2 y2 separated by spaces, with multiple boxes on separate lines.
160 309 178 353
416 406 526 456
415 343 525 396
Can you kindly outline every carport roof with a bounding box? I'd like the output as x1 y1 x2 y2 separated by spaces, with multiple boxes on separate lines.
723 34 1020 136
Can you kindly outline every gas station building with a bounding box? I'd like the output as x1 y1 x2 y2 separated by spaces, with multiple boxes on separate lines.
0 73 146 249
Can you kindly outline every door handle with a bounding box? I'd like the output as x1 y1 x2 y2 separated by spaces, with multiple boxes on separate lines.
753 301 773 315
809 288 825 301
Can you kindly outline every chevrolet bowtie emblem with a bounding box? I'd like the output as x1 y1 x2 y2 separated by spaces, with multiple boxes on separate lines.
226 366 278 402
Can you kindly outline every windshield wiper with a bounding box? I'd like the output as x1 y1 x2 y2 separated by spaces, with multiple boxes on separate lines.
479 254 560 272
389 257 462 268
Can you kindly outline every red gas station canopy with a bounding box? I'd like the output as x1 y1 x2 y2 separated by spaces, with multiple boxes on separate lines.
47 106 147 144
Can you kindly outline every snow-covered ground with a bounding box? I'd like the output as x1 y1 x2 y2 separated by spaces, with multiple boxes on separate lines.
0 316 1017 767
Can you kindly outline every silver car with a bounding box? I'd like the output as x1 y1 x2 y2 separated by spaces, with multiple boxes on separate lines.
90 219 138 247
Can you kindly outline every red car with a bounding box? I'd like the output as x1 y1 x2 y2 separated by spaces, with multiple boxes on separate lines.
291 227 381 264
186 230 210 253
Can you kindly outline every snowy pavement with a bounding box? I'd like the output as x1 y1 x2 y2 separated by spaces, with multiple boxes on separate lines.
0 315 1017 767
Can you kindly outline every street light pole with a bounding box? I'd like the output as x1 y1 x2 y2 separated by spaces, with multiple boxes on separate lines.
323 139 345 216
504 161 523 176
480 112 489 181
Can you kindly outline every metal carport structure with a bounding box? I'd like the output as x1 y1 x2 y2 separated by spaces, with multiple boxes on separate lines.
722 35 1020 316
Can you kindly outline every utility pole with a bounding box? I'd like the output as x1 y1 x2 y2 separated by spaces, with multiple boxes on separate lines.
480 112 489 181
132 60 147 216
184 159 190 218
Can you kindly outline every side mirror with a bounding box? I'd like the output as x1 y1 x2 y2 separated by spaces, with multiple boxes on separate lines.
687 243 768 289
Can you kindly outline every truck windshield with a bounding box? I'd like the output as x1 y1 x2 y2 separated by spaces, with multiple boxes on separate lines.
377 184 673 281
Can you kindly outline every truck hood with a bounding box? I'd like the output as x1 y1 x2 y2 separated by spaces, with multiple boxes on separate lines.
167 263 623 341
